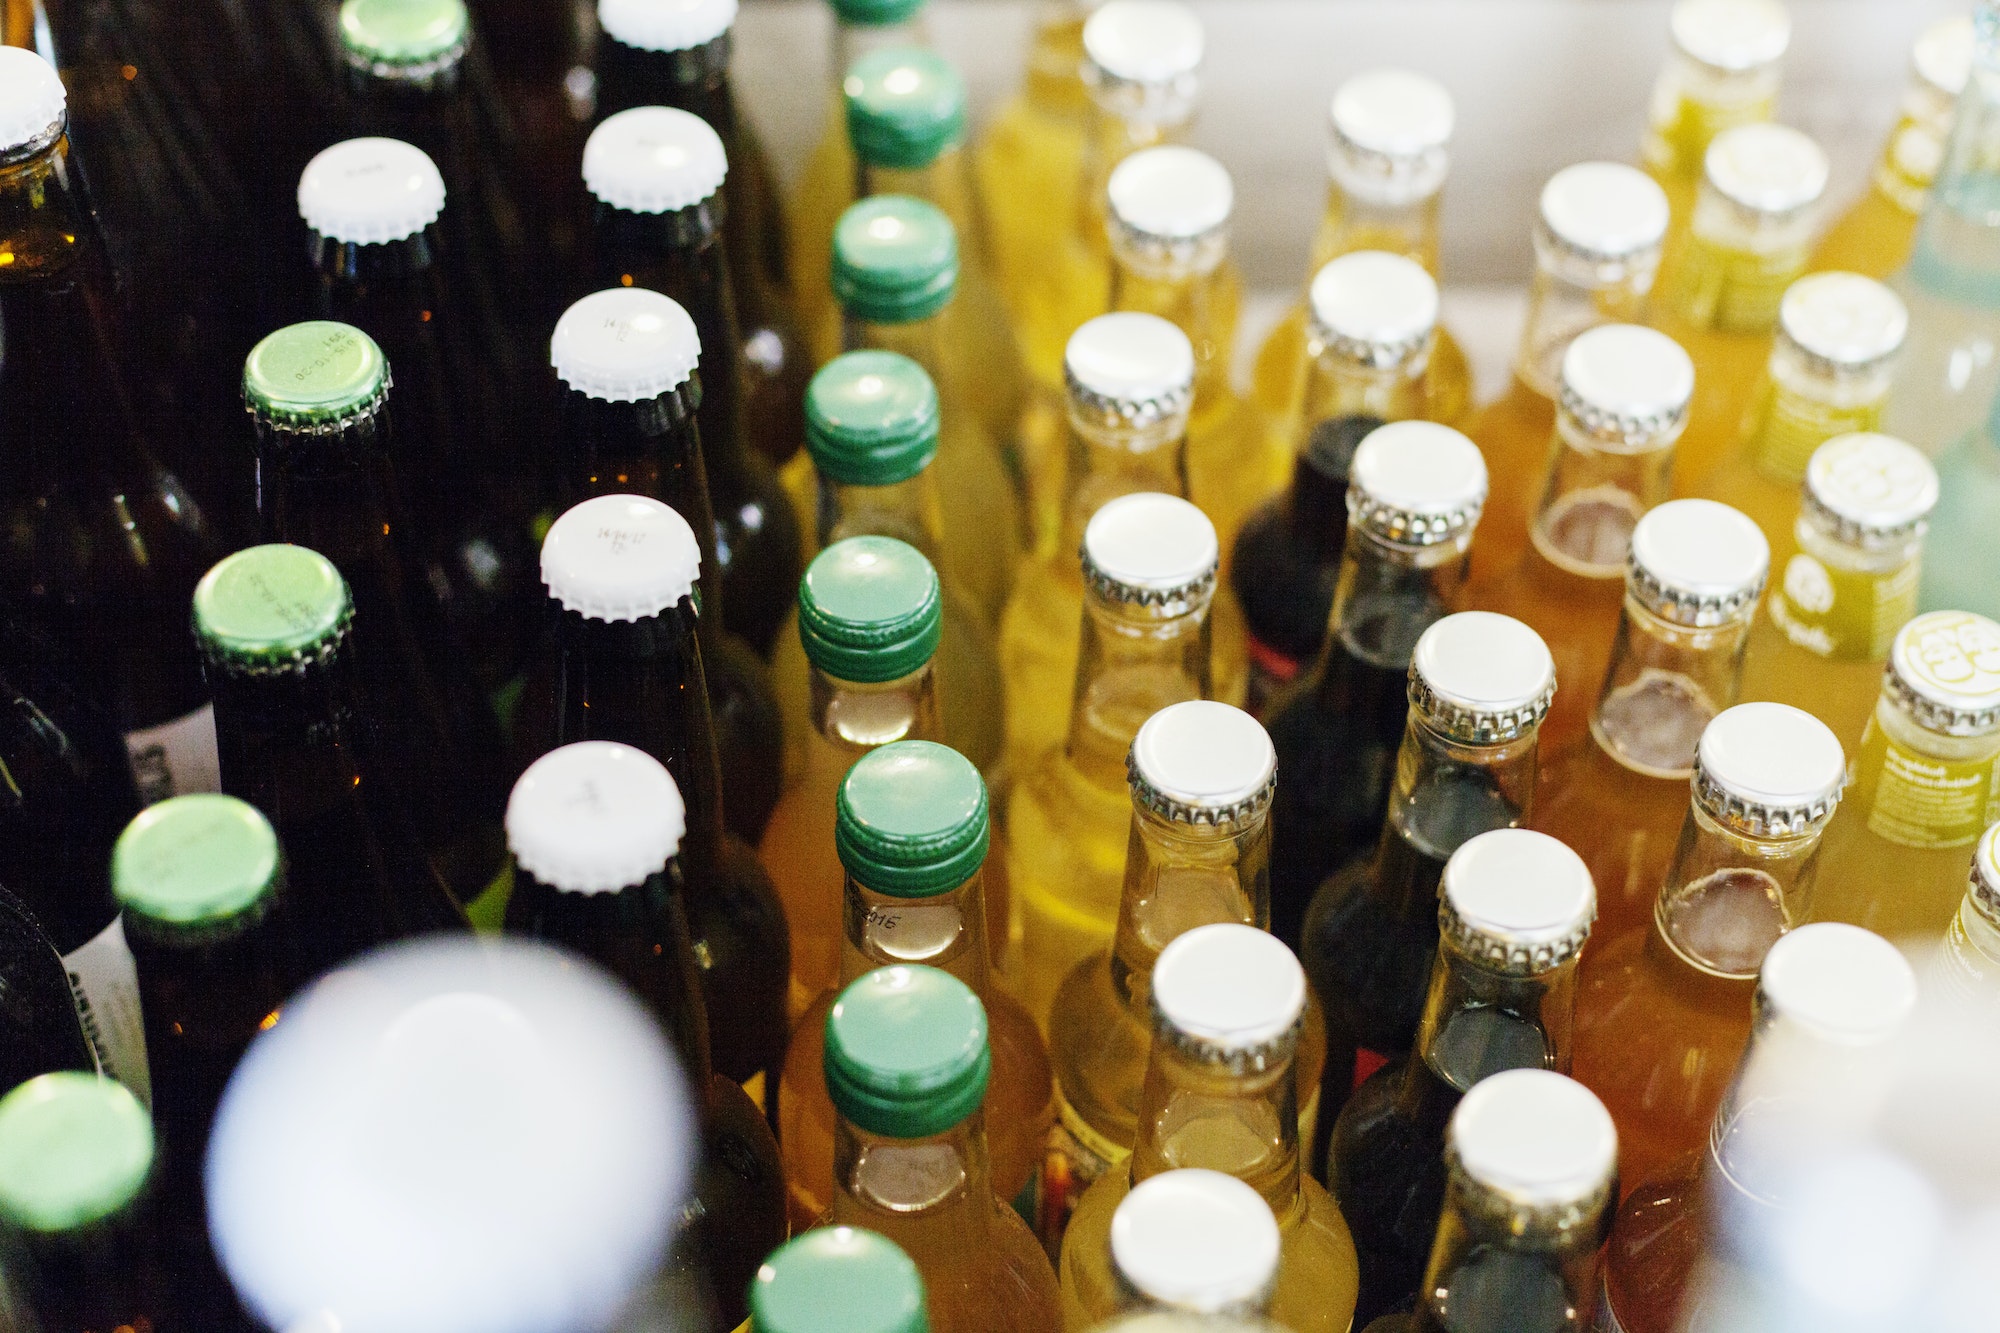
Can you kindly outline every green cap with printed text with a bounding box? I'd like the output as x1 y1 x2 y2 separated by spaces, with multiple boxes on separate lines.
244 321 391 430
113 794 281 929
0 1074 153 1234
194 543 354 674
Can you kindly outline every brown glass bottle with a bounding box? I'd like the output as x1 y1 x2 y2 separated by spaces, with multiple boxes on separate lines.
0 883 97 1099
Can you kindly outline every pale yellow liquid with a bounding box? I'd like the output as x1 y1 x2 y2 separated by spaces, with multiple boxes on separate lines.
789 87 854 349
1811 183 1920 282
974 7 1090 321
1735 610 1886 758
1651 311 1779 499
1252 305 1470 436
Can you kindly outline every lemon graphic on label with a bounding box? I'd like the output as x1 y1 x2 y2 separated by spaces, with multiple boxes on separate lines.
1783 553 1835 615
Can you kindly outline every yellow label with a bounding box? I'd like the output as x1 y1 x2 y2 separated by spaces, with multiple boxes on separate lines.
1748 384 1884 485
1034 1091 1126 1249
1860 725 2000 850
1768 555 1918 663
1672 234 1804 334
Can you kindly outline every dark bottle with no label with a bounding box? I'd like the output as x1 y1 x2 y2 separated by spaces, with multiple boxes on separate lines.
0 884 97 1096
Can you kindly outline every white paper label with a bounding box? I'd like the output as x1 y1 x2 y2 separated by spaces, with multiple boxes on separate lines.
63 916 150 1106
125 703 221 807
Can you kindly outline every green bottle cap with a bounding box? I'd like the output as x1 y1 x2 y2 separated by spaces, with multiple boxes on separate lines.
112 794 281 929
798 536 941 684
243 321 391 432
844 48 966 170
805 351 940 487
830 0 925 27
751 1228 929 1333
823 965 989 1140
0 1073 154 1234
339 0 470 77
836 740 987 898
831 196 958 325
193 543 355 675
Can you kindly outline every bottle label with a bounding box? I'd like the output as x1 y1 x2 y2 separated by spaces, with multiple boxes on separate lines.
1747 384 1884 486
1036 1092 1127 1251
1860 725 2000 851
124 704 221 807
1767 555 1918 663
63 916 150 1106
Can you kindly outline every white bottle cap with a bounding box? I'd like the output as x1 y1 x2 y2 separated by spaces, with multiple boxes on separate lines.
1151 924 1306 1053
1538 162 1670 262
0 47 66 155
1107 145 1233 241
1559 323 1695 449
1669 0 1791 72
206 936 695 1333
1065 312 1196 421
550 287 701 402
1885 611 2000 738
1082 0 1203 85
1347 421 1488 548
1307 251 1439 366
1914 14 1975 98
297 137 447 245
583 106 728 214
1695 702 1845 836
1704 123 1828 219
541 493 702 623
1970 823 2000 927
506 741 688 894
1110 1170 1280 1313
1448 1068 1617 1208
1409 611 1557 744
1777 272 1908 372
1326 68 1453 206
1081 493 1218 607
1129 701 1276 820
1627 498 1770 628
1440 828 1596 974
1803 433 1938 547
597 0 737 53
1758 922 1917 1046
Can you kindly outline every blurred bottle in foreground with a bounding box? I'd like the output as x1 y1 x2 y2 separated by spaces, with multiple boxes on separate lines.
1081 1169 1281 1324
749 1227 929 1333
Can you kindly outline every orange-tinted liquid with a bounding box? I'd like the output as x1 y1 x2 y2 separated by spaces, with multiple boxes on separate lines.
1533 736 1695 947
1461 377 1556 585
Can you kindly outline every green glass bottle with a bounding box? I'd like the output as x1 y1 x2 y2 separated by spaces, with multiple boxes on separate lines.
751 1228 930 1333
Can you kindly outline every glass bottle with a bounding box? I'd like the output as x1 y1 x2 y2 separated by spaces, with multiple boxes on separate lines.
582 107 806 662
760 535 946 1016
1330 828 1595 1326
1596 922 1917 1333
1694 272 1907 547
1468 323 1694 753
1464 162 1668 585
1936 820 2000 1005
545 285 787 845
1810 609 2000 938
1265 421 1487 953
1250 68 1470 433
1917 353 2000 622
1092 1170 1281 1320
0 47 222 805
1572 700 1845 1191
781 741 1052 1235
1533 499 1770 945
505 741 785 1331
1737 432 1937 749
243 320 511 906
1060 923 1360 1333
1002 493 1219 1033
750 1227 929 1333
1359 1069 1617 1333
823 964 1062 1333
1233 251 1441 714
0 883 96 1098
522 493 792 1108
1300 609 1555 1137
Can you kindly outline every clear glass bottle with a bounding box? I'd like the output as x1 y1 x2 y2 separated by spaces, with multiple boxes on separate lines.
1573 700 1845 1191
1330 828 1596 1326
1916 349 2000 623
1810 610 2000 938
1935 820 2000 1005
1534 499 1770 945
822 964 1062 1333
1092 1169 1282 1320
1060 923 1360 1333
749 1227 929 1333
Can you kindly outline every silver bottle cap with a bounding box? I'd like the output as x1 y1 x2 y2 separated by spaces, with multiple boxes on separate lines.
1626 498 1769 628
1408 611 1557 745
1776 272 1907 378
1535 162 1669 278
1446 1069 1617 1233
1110 1171 1279 1315
1438 829 1596 977
1106 146 1232 277
1081 493 1218 614
1346 421 1487 548
1756 922 1917 1047
1065 312 1196 431
1307 251 1439 370
1325 68 1453 208
1693 702 1845 838
1884 611 2000 738
1558 323 1695 452
1128 701 1276 829
506 741 687 894
1082 0 1202 127
1703 123 1828 222
1150 924 1306 1066
1669 0 1791 74
1800 433 1937 550
1970 822 2000 929
0 47 67 159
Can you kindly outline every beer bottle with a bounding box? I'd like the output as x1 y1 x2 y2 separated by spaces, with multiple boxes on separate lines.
1093 1170 1281 1320
1264 421 1487 952
1329 828 1595 1324
822 964 1061 1332
505 741 785 1330
1060 923 1359 1333
526 493 791 1105
547 286 786 843
0 884 96 1096
750 1228 929 1333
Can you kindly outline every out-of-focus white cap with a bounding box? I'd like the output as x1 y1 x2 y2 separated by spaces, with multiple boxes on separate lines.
583 106 728 214
550 288 701 402
1448 1068 1618 1207
1670 0 1791 72
1326 68 1453 206
1803 434 1938 547
1627 498 1770 628
0 47 66 155
1151 924 1306 1052
1065 312 1196 418
1129 701 1276 816
1758 923 1917 1046
597 0 737 53
1308 251 1439 365
1110 1170 1280 1313
1704 123 1828 218
540 494 702 623
297 137 447 244
1778 272 1908 371
506 741 689 893
1107 145 1233 240
1538 162 1670 261
1083 0 1203 85
1913 14 1975 98
1082 493 1218 605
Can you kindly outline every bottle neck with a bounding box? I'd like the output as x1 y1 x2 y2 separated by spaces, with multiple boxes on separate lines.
596 30 733 123
1513 248 1658 400
207 654 366 837
831 1110 996 1240
0 132 92 283
1059 409 1191 564
1321 529 1471 692
1527 418 1676 580
1310 182 1442 275
1911 28 2000 301
819 470 947 564
1414 1170 1608 1333
1590 600 1752 780
1299 345 1426 444
1374 719 1542 922
1023 1 1092 113
0 1199 164 1333
859 148 979 249
1766 517 1922 666
1847 692 2000 854
807 663 945 775
1109 250 1235 414
1129 1033 1305 1224
1077 101 1178 252
1743 342 1892 486
252 416 408 578
1660 190 1813 336
1064 595 1213 787
840 869 992 995
1405 944 1580 1118
1943 893 2000 1000
843 308 956 403
1641 50 1780 187
1654 803 1825 980
1108 806 1272 1021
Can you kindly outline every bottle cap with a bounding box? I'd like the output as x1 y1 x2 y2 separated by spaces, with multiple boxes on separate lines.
1536 161 1669 270
1969 822 2000 929
1626 498 1770 628
844 47 966 170
1757 922 1917 1047
1128 701 1276 828
582 106 728 215
1776 272 1907 376
1346 421 1487 548
1151 924 1306 1061
1439 828 1596 976
1914 14 1975 98
113 794 281 930
243 321 391 433
194 543 355 676
829 0 924 26
798 536 943 684
1694 702 1845 837
1307 251 1439 368
1106 146 1232 275
506 741 687 894
1409 611 1557 745
1800 434 1938 550
805 350 940 487
1703 123 1828 220
1110 1170 1280 1314
1081 493 1218 614
1669 0 1790 73
836 740 988 899
550 287 701 402
597 0 737 53
297 137 447 244
1064 312 1196 430
750 1229 929 1333
1082 0 1202 125
540 494 702 623
0 1074 152 1234
823 965 990 1139
1884 611 2000 738
831 195 958 325
206 937 694 1333
339 0 470 81
1447 1068 1616 1218
1558 323 1695 451
1325 68 1453 207
0 47 66 158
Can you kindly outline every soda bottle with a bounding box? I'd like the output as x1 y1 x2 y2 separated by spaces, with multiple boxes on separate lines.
1060 923 1359 1333
750 1228 928 1333
1915 362 2000 623
1533 499 1770 944
822 965 1062 1332
1572 701 1845 1189
1329 828 1595 1325
1089 1170 1280 1320
1936 820 2000 1005
0 884 97 1096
